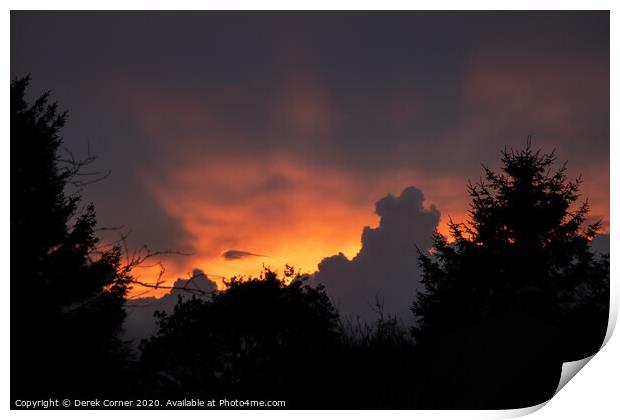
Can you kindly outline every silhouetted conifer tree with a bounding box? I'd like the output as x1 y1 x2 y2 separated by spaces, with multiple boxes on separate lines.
11 76 132 400
410 141 609 408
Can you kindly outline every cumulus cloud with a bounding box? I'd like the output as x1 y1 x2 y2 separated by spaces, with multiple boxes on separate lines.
311 186 440 324
122 268 218 344
222 249 268 260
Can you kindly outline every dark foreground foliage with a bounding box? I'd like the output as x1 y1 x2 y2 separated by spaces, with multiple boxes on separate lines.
138 269 341 405
411 142 610 408
11 77 134 400
137 269 418 408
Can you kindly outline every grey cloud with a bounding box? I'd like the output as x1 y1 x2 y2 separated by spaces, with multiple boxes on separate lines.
122 268 217 345
312 186 440 324
222 249 267 260
591 234 610 257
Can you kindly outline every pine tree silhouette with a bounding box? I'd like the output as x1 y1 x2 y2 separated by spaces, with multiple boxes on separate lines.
11 76 132 401
411 140 609 408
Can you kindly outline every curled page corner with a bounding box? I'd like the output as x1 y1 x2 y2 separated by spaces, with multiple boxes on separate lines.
602 295 618 347
552 300 618 397
494 401 548 419
555 355 595 396
554 302 618 391
493 354 598 419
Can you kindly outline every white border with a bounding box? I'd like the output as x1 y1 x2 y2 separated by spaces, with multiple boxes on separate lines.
3 2 617 419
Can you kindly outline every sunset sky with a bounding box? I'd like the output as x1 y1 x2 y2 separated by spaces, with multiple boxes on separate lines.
11 11 609 299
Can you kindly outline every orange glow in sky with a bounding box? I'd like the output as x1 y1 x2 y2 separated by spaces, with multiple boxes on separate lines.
125 157 608 299
118 46 608 299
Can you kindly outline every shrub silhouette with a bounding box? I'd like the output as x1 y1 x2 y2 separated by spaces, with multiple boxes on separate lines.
411 141 610 408
11 76 132 400
139 268 344 406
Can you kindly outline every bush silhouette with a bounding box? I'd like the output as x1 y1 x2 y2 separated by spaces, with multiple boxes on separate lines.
139 268 343 405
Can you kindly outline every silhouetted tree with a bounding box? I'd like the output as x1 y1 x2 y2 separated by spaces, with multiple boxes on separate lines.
139 267 344 406
11 76 132 400
411 141 609 408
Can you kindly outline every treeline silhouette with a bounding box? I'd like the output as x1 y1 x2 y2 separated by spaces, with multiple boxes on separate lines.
11 78 609 409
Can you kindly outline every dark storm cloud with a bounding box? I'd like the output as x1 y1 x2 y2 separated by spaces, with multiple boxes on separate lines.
11 11 609 175
312 186 440 323
222 250 268 260
123 269 217 343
